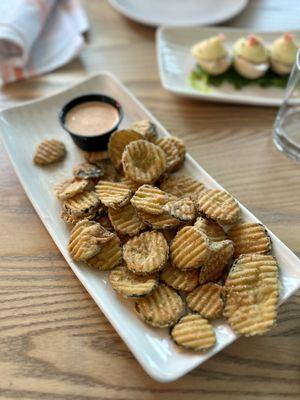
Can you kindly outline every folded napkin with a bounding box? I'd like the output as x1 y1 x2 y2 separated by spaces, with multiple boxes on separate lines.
0 0 89 84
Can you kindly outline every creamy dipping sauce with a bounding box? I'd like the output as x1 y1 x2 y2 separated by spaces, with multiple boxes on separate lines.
66 101 120 136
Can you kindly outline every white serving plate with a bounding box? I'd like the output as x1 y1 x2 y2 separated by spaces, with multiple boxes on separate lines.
0 73 299 382
108 0 248 28
157 26 300 106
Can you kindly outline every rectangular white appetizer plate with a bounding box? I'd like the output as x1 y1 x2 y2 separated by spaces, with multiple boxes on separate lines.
157 26 300 106
1 73 300 382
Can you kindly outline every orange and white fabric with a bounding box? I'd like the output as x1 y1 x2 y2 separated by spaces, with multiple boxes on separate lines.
0 0 89 84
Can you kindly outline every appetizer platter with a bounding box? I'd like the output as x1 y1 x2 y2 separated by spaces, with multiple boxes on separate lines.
157 27 300 106
1 73 300 382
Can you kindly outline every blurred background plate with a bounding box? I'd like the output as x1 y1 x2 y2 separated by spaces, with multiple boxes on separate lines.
108 0 248 27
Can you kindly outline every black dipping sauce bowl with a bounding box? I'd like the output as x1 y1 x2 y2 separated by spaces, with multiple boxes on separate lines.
59 94 123 152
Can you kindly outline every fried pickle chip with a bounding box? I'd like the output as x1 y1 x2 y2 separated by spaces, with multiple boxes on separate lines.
170 226 211 270
108 129 143 170
228 222 271 257
54 178 90 200
108 203 146 236
224 254 279 336
198 189 241 225
33 139 66 165
170 314 216 351
122 140 167 184
137 210 182 230
131 120 158 142
95 181 132 209
153 137 182 172
199 240 234 284
186 283 224 319
121 177 142 192
60 209 96 225
163 196 196 222
63 191 100 217
68 220 113 261
160 263 199 292
160 175 205 198
73 162 103 180
109 265 158 298
86 234 122 270
131 184 171 215
194 216 227 242
135 283 185 327
94 159 120 182
123 231 169 275
83 150 109 165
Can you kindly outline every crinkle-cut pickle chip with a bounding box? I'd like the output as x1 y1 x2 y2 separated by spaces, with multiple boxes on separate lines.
131 184 170 215
109 265 158 298
224 254 279 336
54 178 90 200
121 177 142 192
137 209 182 230
170 226 211 270
194 217 227 242
135 283 185 328
171 314 216 351
228 222 271 257
131 119 158 142
186 283 224 320
108 203 146 236
154 136 185 172
198 189 241 225
83 150 109 165
73 162 103 180
163 196 196 222
122 140 167 184
160 175 205 198
108 129 143 170
95 181 132 209
160 263 199 292
68 220 113 261
60 209 95 225
86 234 122 270
123 231 169 275
199 240 234 285
63 190 100 217
33 139 66 165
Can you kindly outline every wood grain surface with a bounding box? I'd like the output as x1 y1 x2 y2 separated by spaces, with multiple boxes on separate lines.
0 1 299 399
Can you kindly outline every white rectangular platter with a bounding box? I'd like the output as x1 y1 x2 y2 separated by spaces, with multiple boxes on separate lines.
157 26 300 106
0 73 300 382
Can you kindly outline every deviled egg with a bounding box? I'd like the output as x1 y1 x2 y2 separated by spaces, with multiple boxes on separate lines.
233 34 269 79
191 34 231 75
270 33 298 75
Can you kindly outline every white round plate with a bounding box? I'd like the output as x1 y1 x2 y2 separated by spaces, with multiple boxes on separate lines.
108 0 248 27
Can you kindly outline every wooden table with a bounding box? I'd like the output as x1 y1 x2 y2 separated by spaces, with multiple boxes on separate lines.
0 1 299 399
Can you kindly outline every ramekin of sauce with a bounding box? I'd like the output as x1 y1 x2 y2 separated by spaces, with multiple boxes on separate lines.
59 94 123 151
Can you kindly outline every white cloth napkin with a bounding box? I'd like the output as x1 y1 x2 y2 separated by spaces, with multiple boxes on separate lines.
0 0 89 84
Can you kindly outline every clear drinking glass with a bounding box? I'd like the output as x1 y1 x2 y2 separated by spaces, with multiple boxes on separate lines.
273 49 300 162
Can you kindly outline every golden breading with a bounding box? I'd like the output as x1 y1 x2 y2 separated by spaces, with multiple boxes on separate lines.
170 226 211 270
95 159 120 182
121 177 142 192
160 263 199 292
63 191 100 217
73 162 103 180
86 234 122 270
194 217 227 242
109 265 158 298
135 283 185 327
198 189 241 225
131 119 158 142
54 178 90 200
95 181 132 209
108 129 143 170
224 254 279 336
228 222 271 257
137 210 182 230
131 184 170 215
154 137 184 172
122 140 167 184
108 203 146 236
160 175 205 198
170 314 216 351
186 283 224 319
123 231 169 275
199 240 234 284
33 139 66 165
83 150 109 165
68 220 113 261
60 209 96 225
163 196 196 222
169 136 185 166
